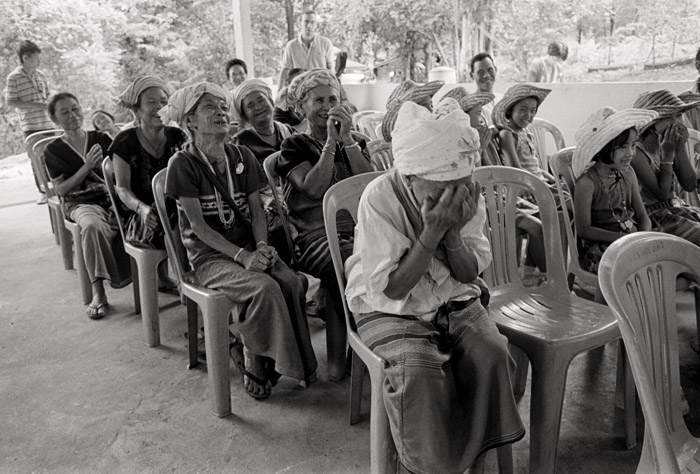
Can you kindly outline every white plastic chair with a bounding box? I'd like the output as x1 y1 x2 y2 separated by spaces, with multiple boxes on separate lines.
528 117 565 173
474 165 634 474
352 110 381 130
599 232 700 474
366 139 393 171
104 159 166 347
152 169 239 417
357 112 385 140
682 129 700 207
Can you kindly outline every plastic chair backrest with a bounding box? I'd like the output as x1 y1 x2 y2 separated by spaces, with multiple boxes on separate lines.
33 136 60 198
102 159 129 241
352 110 381 130
322 171 384 333
548 146 598 288
374 123 382 141
366 139 393 171
599 232 700 474
528 117 566 172
681 129 700 207
473 166 568 291
152 169 190 285
262 151 297 266
357 112 385 140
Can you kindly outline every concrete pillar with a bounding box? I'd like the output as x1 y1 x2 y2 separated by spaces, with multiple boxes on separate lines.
231 0 254 77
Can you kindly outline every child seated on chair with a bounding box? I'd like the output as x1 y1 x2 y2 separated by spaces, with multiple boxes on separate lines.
345 100 524 474
572 107 656 273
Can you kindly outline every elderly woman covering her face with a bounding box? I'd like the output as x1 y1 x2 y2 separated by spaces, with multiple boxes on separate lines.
163 83 317 400
276 70 373 370
44 92 130 319
344 101 524 474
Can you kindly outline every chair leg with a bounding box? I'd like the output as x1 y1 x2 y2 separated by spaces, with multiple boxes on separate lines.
369 371 396 474
497 444 513 474
186 297 199 369
349 350 365 425
202 297 233 417
617 342 637 449
69 225 92 305
137 253 164 347
59 220 73 270
49 207 59 244
130 258 141 314
527 350 571 474
693 286 700 353
325 297 348 381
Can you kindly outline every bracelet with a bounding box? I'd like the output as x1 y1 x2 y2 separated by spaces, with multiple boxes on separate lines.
136 203 142 214
234 248 244 263
256 241 267 248
416 236 435 251
344 142 360 150
322 147 335 157
660 161 674 165
444 239 463 252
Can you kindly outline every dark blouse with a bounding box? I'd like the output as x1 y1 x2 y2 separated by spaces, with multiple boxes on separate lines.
232 121 294 165
277 132 370 244
108 126 186 206
44 130 113 214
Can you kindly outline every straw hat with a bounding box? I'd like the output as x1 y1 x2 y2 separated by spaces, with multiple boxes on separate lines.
491 83 551 129
678 90 700 105
633 89 700 119
381 80 444 142
441 86 495 113
571 107 658 179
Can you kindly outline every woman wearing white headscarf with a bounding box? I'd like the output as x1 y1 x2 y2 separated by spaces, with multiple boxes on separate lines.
163 83 317 400
344 100 524 474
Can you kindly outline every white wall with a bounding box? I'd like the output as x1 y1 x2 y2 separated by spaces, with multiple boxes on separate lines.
344 81 697 146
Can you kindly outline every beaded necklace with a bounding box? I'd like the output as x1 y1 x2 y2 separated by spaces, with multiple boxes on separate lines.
597 167 634 233
193 145 236 229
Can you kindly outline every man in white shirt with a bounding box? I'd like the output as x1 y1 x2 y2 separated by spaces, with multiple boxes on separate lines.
469 52 503 126
278 11 334 87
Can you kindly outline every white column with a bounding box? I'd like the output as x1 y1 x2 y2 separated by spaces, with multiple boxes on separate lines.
231 0 254 77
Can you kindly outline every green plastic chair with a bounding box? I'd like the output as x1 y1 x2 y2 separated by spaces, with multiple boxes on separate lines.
599 232 700 474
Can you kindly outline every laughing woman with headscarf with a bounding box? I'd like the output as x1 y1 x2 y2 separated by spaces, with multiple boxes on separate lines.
345 100 525 474
163 83 317 400
276 69 373 340
109 77 187 254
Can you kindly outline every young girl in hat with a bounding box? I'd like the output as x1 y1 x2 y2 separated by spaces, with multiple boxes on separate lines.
572 107 656 273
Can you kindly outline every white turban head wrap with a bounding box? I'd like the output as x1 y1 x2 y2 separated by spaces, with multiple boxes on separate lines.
118 76 169 109
232 78 273 127
158 82 230 136
392 100 480 181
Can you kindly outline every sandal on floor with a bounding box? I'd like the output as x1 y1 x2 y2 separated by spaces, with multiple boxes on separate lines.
243 370 272 400
158 281 180 296
87 302 109 320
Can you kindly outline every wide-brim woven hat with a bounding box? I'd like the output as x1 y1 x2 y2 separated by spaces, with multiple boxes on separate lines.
634 89 700 119
572 107 658 179
491 83 551 129
441 86 494 113
678 90 700 105
381 80 445 142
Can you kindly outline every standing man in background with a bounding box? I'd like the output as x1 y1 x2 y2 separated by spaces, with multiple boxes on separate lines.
5 40 54 204
526 41 568 83
277 11 335 87
225 58 248 91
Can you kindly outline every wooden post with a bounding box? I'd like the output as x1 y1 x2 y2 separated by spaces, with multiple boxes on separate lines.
231 0 255 77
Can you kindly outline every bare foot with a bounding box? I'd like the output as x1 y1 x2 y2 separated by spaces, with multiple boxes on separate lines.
87 279 109 319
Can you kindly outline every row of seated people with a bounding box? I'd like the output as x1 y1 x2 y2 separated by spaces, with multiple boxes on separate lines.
42 64 700 473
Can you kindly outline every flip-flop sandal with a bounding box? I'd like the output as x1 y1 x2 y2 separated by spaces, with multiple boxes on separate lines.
158 282 180 296
87 302 109 320
242 369 271 400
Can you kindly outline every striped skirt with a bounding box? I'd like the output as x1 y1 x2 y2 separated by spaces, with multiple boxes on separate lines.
354 300 525 474
648 204 700 247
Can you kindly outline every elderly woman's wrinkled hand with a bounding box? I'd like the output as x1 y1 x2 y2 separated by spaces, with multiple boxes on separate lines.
256 242 279 265
455 181 480 229
328 104 353 143
138 204 160 231
85 144 105 169
239 249 273 272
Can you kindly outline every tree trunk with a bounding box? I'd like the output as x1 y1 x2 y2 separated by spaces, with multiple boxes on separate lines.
459 13 470 82
284 0 294 41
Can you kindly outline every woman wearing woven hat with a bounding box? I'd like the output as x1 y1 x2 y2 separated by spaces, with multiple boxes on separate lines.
572 107 655 273
441 86 494 153
631 89 700 246
380 79 444 142
345 100 524 474
231 78 296 263
277 69 373 362
110 76 186 259
163 83 317 399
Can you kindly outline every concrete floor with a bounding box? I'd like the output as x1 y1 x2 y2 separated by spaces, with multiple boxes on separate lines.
1 154 699 474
